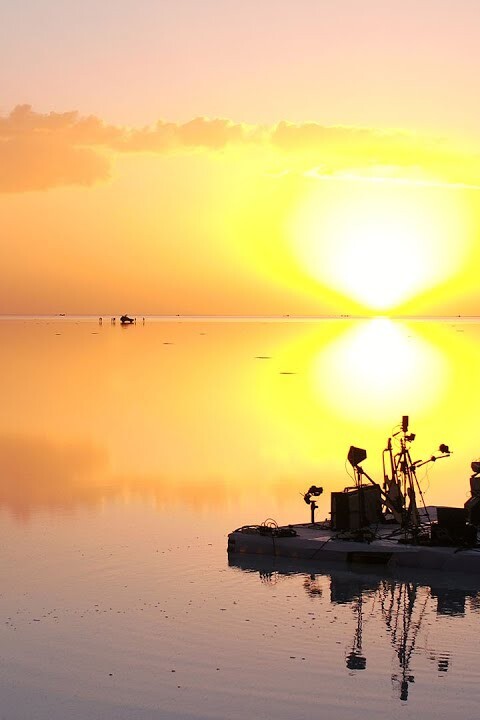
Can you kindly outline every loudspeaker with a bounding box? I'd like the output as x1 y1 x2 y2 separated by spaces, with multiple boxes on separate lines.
331 486 382 531
431 521 476 547
331 492 351 530
465 496 480 526
347 446 367 467
436 506 466 530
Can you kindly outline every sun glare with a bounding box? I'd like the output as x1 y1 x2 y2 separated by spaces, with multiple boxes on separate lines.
290 184 469 311
313 319 447 422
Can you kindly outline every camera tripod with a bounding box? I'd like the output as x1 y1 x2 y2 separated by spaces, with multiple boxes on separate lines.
384 416 431 534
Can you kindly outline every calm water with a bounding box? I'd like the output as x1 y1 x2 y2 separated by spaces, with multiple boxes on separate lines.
1 318 480 719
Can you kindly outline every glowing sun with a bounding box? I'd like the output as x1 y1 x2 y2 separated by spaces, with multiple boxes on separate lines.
291 184 468 311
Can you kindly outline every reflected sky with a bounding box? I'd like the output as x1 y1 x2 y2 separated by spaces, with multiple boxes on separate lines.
229 556 480 704
1 318 479 520
2 318 480 719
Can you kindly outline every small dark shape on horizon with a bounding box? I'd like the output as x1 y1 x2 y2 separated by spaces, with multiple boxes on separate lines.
255 355 271 359
120 315 135 324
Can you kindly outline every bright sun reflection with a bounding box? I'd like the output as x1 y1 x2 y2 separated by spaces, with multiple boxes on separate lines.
313 319 447 422
291 185 469 311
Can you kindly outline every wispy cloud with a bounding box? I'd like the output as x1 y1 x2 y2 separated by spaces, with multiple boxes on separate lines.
1 104 479 192
303 164 480 191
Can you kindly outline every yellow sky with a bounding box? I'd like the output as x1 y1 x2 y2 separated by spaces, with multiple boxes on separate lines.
1 1 480 315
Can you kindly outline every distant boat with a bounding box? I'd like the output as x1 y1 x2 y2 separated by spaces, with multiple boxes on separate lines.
120 315 134 325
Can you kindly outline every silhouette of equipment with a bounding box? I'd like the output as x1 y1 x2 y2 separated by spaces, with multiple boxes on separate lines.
303 485 323 524
331 418 455 538
382 416 452 536
465 461 480 526
430 506 476 546
252 415 476 550
347 446 367 467
331 446 383 531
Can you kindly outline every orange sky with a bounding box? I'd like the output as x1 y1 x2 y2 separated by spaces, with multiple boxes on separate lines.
1 0 480 315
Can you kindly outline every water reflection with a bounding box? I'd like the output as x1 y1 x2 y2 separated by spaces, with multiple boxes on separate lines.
229 555 480 702
0 433 109 519
0 432 241 517
1 318 480 520
312 318 447 420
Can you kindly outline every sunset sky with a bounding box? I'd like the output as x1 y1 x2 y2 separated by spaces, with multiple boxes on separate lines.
2 0 480 316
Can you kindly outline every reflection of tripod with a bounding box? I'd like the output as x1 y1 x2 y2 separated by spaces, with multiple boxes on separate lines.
346 595 366 671
377 580 428 702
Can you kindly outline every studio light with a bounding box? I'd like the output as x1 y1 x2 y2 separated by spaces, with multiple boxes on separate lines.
348 446 367 467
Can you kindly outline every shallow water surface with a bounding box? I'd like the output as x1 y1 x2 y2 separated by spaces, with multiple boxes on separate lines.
1 318 480 719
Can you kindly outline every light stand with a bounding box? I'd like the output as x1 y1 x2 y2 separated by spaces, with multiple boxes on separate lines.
393 423 422 531
348 446 385 529
386 416 451 537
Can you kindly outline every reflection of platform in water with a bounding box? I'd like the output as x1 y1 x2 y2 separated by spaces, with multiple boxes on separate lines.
228 553 480 607
229 554 480 702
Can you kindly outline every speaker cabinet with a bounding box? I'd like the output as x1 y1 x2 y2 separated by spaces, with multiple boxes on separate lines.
331 486 382 531
436 506 466 530
465 496 480 526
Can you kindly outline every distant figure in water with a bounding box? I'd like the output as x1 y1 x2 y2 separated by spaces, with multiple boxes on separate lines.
120 314 134 324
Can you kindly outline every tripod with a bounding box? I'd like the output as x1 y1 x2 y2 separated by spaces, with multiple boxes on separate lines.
388 417 430 534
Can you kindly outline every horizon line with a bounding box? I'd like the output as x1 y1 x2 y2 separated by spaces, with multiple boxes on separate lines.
1 313 479 322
